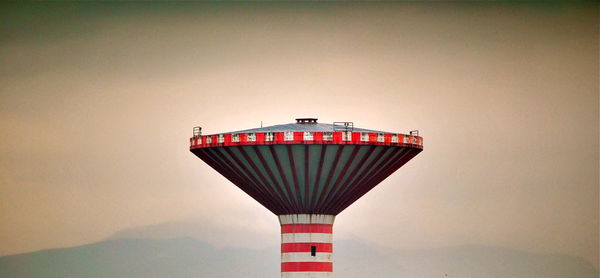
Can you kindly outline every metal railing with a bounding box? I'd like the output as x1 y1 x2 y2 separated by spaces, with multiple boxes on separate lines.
333 122 354 132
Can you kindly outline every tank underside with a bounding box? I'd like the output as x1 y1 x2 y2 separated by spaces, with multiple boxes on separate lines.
191 144 421 215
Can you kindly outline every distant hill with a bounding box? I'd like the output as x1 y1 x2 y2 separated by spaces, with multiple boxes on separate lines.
0 238 276 278
1 237 597 278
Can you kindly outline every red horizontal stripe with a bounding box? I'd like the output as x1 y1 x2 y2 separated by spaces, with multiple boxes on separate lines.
281 243 332 253
281 262 333 272
281 224 333 234
189 132 423 149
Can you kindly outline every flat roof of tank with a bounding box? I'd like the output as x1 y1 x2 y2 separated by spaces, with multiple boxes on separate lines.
230 122 389 134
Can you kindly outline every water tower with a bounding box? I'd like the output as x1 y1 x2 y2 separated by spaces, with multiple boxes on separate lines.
190 118 423 277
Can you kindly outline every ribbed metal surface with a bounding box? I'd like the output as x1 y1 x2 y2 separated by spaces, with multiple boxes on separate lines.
191 144 421 215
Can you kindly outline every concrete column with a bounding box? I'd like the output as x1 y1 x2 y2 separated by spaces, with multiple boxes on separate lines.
279 214 335 278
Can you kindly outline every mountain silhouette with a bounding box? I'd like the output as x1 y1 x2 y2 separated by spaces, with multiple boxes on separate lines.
1 237 597 278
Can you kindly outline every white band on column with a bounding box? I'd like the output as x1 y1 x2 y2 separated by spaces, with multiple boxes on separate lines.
282 273 333 278
282 233 333 244
279 214 335 225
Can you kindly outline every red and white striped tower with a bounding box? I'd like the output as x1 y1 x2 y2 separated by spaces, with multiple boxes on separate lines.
280 214 335 277
190 118 423 277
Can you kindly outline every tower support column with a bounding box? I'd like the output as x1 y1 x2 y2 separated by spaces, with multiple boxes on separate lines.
279 214 335 278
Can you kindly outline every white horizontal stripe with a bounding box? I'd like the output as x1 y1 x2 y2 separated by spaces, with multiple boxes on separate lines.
282 272 333 278
281 252 333 263
279 214 335 225
282 233 332 243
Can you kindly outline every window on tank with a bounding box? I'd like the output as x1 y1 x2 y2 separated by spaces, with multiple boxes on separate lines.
303 132 313 141
360 132 369 142
284 131 294 141
265 132 274 141
342 131 352 141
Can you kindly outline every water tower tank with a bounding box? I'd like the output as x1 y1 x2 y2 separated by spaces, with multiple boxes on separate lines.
190 118 423 277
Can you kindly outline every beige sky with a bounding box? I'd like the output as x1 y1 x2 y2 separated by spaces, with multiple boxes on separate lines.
1 2 598 267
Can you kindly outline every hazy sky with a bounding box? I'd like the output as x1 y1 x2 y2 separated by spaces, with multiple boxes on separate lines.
1 2 598 268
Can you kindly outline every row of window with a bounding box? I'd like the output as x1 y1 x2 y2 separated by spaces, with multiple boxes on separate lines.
198 132 405 144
